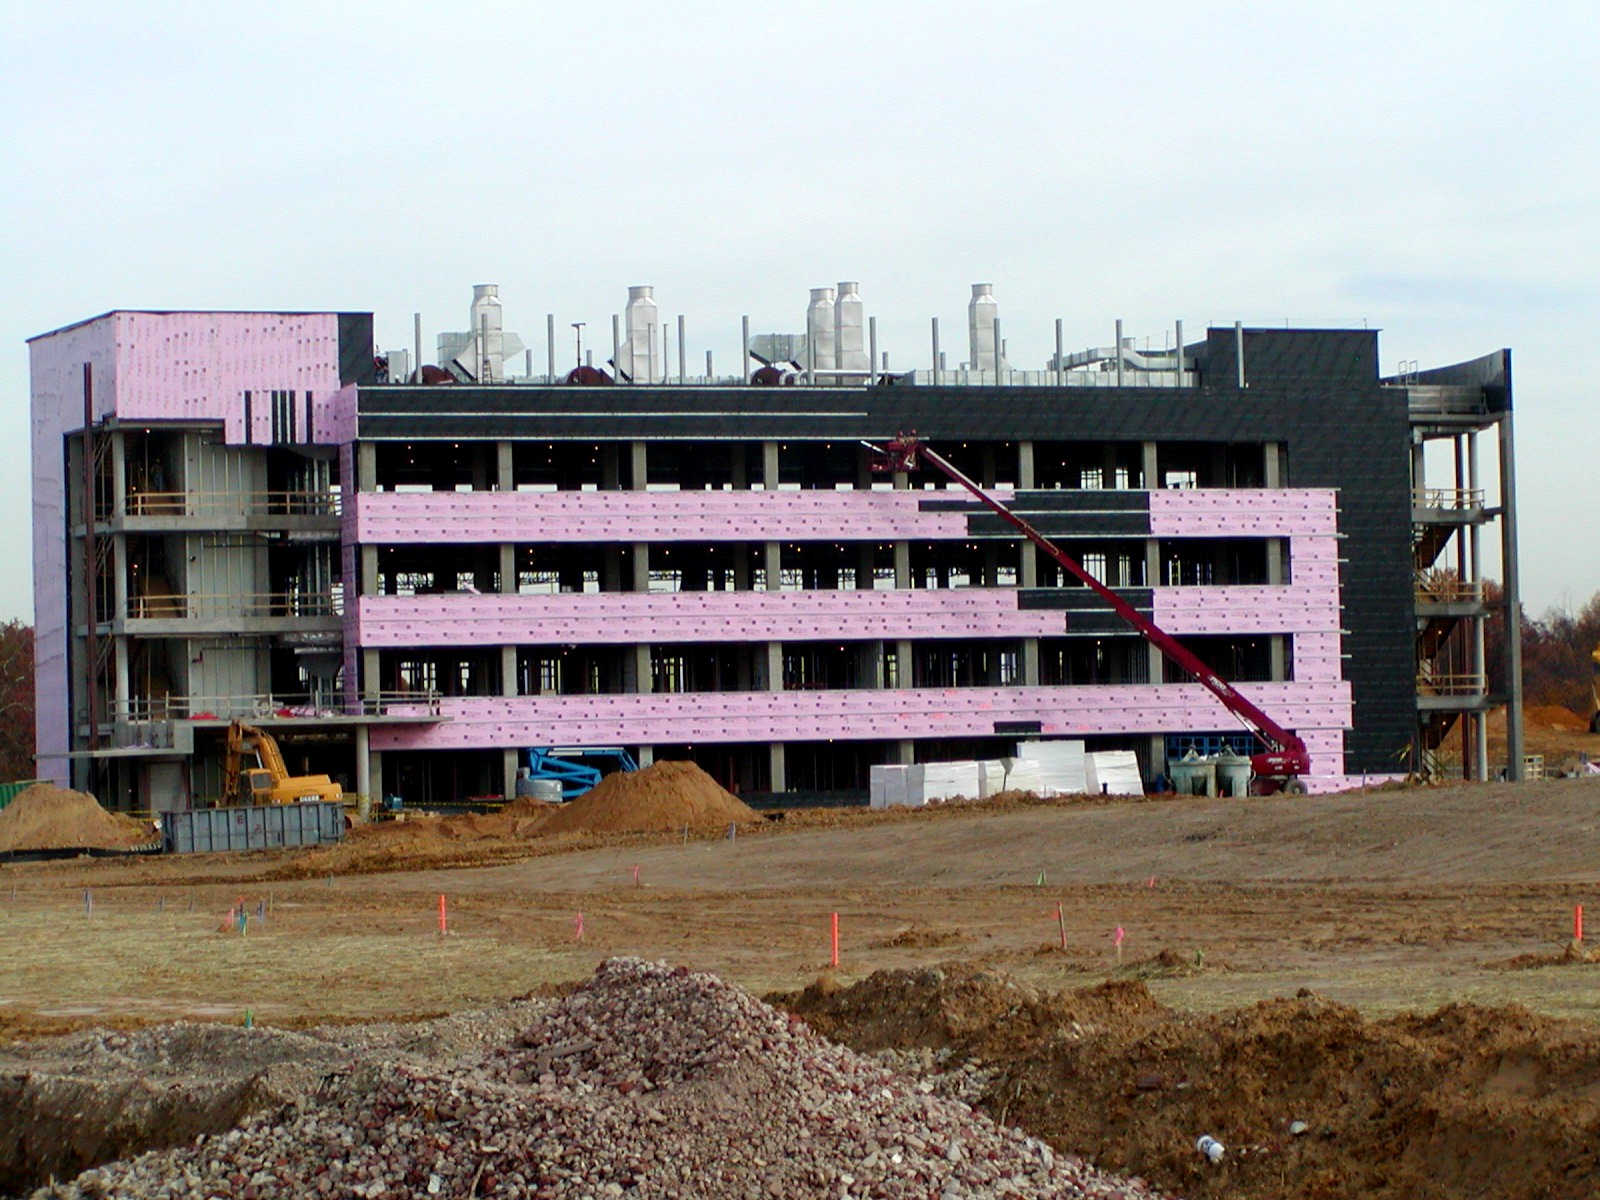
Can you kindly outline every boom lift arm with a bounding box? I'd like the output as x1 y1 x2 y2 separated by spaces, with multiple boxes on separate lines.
864 434 1312 789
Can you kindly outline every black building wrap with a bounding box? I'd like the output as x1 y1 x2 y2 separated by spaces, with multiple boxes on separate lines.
356 329 1422 774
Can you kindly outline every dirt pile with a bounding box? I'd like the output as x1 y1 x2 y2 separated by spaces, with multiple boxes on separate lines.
539 760 760 835
24 959 1167 1200
0 785 154 853
780 964 1600 1200
1526 704 1587 731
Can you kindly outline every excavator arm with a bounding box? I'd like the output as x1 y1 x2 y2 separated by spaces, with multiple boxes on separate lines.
864 434 1312 787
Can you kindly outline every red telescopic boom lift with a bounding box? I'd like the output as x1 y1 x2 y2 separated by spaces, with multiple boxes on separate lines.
864 434 1312 793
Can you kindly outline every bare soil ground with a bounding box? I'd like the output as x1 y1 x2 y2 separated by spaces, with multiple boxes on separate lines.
5 771 1600 1199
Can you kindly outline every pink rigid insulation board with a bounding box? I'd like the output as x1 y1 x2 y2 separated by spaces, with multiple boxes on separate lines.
316 383 359 446
28 317 119 784
354 589 1068 647
110 312 343 443
371 680 1352 776
1153 585 1340 635
351 489 1000 545
1150 489 1338 537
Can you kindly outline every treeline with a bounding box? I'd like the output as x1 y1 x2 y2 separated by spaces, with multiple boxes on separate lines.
1517 590 1600 718
0 620 33 781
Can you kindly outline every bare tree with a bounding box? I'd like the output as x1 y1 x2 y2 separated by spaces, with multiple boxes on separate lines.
0 621 34 780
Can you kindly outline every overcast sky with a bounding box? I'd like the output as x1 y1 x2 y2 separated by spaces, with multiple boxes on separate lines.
4 1 1595 622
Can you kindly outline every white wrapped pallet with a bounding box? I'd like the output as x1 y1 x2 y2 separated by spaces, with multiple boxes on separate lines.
1002 758 1050 796
1014 740 1088 794
1085 750 1145 796
915 760 982 802
977 759 1007 798
869 764 912 809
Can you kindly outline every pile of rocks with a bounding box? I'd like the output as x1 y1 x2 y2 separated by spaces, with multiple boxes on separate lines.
33 959 1168 1199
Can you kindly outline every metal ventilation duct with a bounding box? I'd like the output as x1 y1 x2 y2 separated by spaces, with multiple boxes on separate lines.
968 283 1004 375
617 286 662 383
806 287 837 375
835 281 868 381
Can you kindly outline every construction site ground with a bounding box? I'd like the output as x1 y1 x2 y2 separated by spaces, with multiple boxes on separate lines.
5 760 1600 1198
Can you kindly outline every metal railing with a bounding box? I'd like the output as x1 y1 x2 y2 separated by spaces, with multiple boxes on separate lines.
1414 574 1484 604
1416 671 1487 696
105 489 342 520
1412 487 1484 511
129 591 342 620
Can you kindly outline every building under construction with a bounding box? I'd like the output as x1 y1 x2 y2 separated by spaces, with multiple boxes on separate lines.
27 286 1523 811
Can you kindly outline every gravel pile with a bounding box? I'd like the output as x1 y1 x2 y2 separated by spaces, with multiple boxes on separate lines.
32 959 1169 1199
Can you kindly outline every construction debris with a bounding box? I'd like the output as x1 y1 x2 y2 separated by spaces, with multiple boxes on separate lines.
24 959 1168 1199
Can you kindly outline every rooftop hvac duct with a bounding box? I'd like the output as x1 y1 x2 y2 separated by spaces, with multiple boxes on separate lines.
616 286 662 383
470 284 503 383
835 281 868 382
806 287 837 374
968 284 1005 375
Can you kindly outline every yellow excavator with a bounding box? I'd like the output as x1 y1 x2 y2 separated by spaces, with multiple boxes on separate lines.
223 720 343 806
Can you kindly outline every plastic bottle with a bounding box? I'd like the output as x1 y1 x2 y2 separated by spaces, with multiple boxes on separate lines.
1195 1135 1225 1163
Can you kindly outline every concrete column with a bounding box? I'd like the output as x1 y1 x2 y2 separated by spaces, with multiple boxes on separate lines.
361 648 381 700
355 725 370 802
1149 735 1167 784
1145 538 1161 589
856 544 874 590
361 545 379 594
895 739 915 765
629 442 648 491
113 633 130 730
734 546 751 591
731 444 748 490
1017 442 1037 587
637 745 654 768
895 638 914 688
769 742 786 792
496 441 514 492
357 442 377 493
601 445 621 490
764 541 783 591
635 645 653 694
761 440 780 490
1266 539 1284 586
765 641 784 691
894 542 911 589
1269 636 1287 682
501 748 519 800
499 543 516 594
981 445 997 489
1263 442 1282 488
501 645 518 696
110 429 128 520
1102 444 1119 489
1141 441 1158 491
1147 641 1164 686
1023 639 1041 686
632 543 650 592
1472 710 1489 782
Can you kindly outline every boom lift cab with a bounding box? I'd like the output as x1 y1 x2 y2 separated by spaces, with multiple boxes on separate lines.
865 434 1313 793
